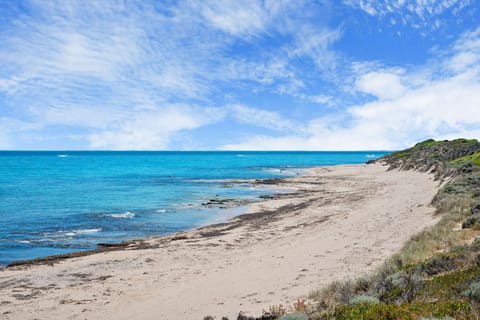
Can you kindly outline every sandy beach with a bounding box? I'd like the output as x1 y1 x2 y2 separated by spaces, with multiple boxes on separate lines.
0 163 442 320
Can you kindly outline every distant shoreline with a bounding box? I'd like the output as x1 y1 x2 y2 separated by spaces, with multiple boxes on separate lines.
1 150 388 265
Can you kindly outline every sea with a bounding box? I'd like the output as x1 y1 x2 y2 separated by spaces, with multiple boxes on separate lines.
0 151 388 265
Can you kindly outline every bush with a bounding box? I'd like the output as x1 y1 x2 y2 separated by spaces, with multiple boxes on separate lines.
462 216 480 229
333 301 473 320
278 313 308 320
462 281 480 303
349 295 380 305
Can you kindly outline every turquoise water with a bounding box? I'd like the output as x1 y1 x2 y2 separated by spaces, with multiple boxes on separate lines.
0 151 388 265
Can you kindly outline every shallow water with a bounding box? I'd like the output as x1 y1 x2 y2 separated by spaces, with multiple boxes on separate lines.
0 151 388 264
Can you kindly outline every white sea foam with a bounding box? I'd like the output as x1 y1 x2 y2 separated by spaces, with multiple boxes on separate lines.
156 209 166 213
236 154 245 157
16 240 31 244
57 154 68 158
109 211 135 219
366 154 376 158
73 228 102 234
43 228 102 238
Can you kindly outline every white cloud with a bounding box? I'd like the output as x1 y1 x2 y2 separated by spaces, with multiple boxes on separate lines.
221 27 480 151
306 95 334 105
228 104 302 132
289 29 342 71
446 27 480 72
0 1 343 150
0 117 40 149
355 70 406 100
344 0 474 29
89 106 224 150
199 0 269 37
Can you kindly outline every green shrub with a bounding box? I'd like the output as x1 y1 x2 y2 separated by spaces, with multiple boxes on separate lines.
278 313 308 320
333 301 473 320
462 216 480 229
451 152 480 167
416 266 480 302
462 281 480 303
349 295 380 305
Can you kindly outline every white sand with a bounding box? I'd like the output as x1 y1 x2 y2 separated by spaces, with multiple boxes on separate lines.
0 163 442 319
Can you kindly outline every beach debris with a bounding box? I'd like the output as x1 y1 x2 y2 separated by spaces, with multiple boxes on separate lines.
201 198 249 209
254 178 282 185
170 232 189 241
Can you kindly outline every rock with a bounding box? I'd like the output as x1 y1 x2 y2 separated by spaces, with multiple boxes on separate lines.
237 312 248 320
261 312 276 319
462 216 480 229
460 162 474 173
472 204 480 215
222 317 229 320
236 312 256 320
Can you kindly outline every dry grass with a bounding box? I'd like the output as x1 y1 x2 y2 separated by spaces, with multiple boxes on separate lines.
398 189 477 265
307 164 480 319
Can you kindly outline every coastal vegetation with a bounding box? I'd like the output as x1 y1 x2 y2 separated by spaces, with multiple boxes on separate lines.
254 138 480 320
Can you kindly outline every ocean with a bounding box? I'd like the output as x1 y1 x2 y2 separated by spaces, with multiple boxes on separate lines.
0 151 388 265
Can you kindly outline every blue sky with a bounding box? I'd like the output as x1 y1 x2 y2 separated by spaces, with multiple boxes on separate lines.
0 0 479 150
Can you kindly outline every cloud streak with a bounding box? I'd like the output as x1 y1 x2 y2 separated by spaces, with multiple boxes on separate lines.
0 1 478 150
0 0 343 149
221 26 480 150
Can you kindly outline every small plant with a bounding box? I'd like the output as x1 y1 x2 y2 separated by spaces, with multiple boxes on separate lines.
293 299 308 313
349 295 380 305
268 304 287 317
278 313 308 320
462 216 480 229
462 281 480 303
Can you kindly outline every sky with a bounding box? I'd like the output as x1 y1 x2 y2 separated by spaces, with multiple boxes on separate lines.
0 0 479 150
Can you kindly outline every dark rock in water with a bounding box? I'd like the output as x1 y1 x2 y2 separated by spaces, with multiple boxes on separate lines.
201 198 240 208
255 178 282 185
472 204 480 215
259 195 276 200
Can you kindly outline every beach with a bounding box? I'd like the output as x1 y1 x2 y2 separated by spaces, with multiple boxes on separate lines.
0 162 442 320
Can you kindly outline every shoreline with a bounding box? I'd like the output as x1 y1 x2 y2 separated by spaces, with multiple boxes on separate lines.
3 173 299 269
0 163 442 319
